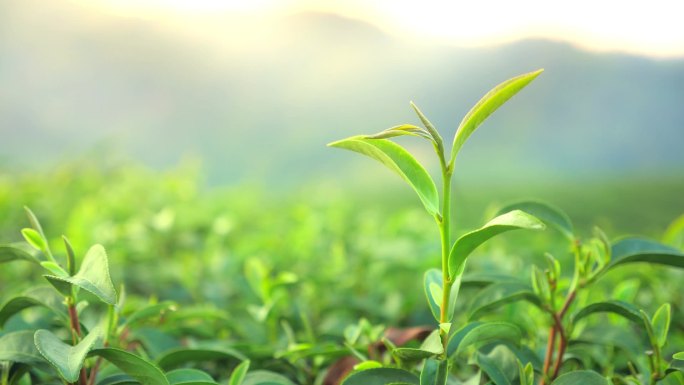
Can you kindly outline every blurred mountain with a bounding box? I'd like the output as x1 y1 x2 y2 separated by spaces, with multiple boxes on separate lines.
1 1 683 185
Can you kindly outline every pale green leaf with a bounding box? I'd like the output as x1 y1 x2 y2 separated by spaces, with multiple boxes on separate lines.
652 303 671 348
228 360 250 385
497 201 574 242
34 328 101 383
89 347 170 385
341 368 419 385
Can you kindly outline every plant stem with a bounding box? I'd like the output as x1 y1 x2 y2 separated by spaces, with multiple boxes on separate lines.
438 166 453 347
540 326 557 385
1 362 9 385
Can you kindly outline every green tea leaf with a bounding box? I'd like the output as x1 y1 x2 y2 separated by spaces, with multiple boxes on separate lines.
423 269 461 322
447 322 521 357
44 244 117 305
156 348 246 370
328 136 439 216
228 360 250 385
63 235 76 276
166 368 216 384
450 69 543 166
573 301 643 324
120 301 177 331
40 261 68 277
468 282 541 320
663 213 684 249
341 368 419 385
497 201 574 242
21 228 46 252
675 352 684 360
97 374 138 385
0 286 69 326
550 370 608 385
473 351 511 385
242 370 296 385
366 124 433 140
34 328 101 383
0 244 39 264
89 347 170 385
393 330 443 361
652 303 671 348
0 331 44 364
420 358 448 385
448 210 545 278
410 102 444 151
607 238 684 271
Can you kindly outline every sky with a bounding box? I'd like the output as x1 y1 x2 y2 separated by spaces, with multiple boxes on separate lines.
74 0 684 58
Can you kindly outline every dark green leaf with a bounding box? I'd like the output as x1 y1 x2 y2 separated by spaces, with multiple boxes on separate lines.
341 368 419 385
44 244 117 305
120 301 177 330
228 360 250 385
0 331 44 364
241 370 296 385
0 244 39 264
550 370 608 385
420 358 448 385
497 201 574 242
447 322 521 357
448 210 545 278
34 328 101 383
98 374 138 385
607 238 684 271
573 301 643 324
468 282 541 320
156 348 246 370
166 369 216 384
0 286 69 326
474 351 511 385
328 136 439 216
450 69 543 165
89 348 170 385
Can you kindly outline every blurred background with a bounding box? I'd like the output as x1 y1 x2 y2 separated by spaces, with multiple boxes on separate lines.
1 0 684 357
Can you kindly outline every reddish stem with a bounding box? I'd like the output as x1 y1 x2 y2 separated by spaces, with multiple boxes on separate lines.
68 303 82 337
540 326 557 385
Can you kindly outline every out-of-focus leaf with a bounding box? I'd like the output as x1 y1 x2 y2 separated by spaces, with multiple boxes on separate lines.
652 303 671 348
120 301 177 330
241 370 296 385
550 370 608 385
341 368 419 385
166 368 216 384
0 244 39 264
573 301 643 324
44 244 117 305
89 348 170 385
420 358 448 385
34 328 101 383
663 213 684 249
21 228 46 252
328 136 439 216
473 351 511 385
450 69 543 165
468 281 541 320
447 322 521 357
156 348 246 370
606 238 684 271
228 360 250 385
0 286 69 326
0 330 44 364
393 330 442 361
448 210 545 278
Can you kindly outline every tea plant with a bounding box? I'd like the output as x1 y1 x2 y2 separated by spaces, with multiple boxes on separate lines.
329 70 684 385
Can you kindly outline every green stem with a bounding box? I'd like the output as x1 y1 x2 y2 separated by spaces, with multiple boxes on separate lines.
438 166 453 347
1 362 9 385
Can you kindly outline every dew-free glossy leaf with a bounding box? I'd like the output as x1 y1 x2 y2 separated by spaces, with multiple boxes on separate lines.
393 330 443 361
448 210 545 278
447 322 521 357
0 330 44 364
89 348 170 385
607 238 684 271
228 360 250 385
44 244 117 305
420 358 448 385
652 303 671 348
450 69 543 165
242 370 296 385
550 370 608 385
34 328 101 383
0 286 68 326
156 348 246 370
366 125 432 140
0 244 39 264
341 368 419 385
468 282 541 320
328 136 439 216
410 102 444 150
573 301 643 324
166 369 216 384
497 201 574 241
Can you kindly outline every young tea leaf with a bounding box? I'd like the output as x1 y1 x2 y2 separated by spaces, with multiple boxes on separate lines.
497 200 574 242
410 102 444 153
652 303 671 348
228 360 250 385
450 69 543 166
34 327 101 383
21 228 46 252
448 210 545 279
44 244 117 305
328 136 439 216
365 124 433 140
